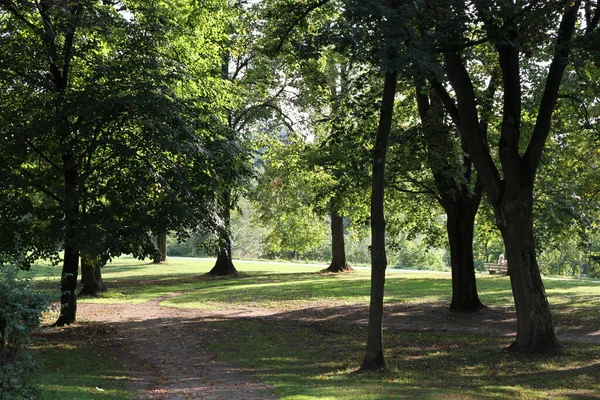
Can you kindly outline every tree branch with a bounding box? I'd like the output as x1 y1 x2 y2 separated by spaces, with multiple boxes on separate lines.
273 0 331 53
523 1 580 174
585 0 600 34
443 51 502 204
428 79 461 129
26 138 61 171
435 37 489 52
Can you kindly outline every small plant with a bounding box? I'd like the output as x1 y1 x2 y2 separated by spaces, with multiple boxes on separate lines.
0 266 51 399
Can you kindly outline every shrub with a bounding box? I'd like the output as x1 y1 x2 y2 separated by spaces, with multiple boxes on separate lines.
0 266 51 399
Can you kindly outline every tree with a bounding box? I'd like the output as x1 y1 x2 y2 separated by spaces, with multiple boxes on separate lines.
207 1 288 275
414 85 486 311
254 140 330 260
422 0 598 354
0 0 241 324
360 71 398 370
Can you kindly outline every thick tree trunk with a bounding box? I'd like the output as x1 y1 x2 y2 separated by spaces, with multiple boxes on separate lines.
209 246 237 276
54 152 79 327
153 231 167 263
447 207 485 311
325 211 353 273
436 2 579 355
360 72 398 371
498 188 560 355
416 85 485 312
208 199 237 276
78 258 105 297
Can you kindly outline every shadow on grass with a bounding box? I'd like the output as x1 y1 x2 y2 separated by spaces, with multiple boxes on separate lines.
31 327 132 400
39 306 600 400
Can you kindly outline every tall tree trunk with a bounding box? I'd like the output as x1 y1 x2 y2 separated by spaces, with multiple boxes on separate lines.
435 2 580 354
54 152 79 327
447 205 484 311
416 84 485 312
360 71 398 371
498 186 560 354
325 210 352 273
154 231 167 263
208 192 237 276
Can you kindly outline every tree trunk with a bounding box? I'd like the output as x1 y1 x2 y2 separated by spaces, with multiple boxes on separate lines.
447 207 485 311
78 257 105 297
325 210 353 273
498 187 560 355
208 196 237 276
360 71 398 371
153 231 167 263
54 152 79 327
415 84 485 312
95 263 105 292
209 245 237 276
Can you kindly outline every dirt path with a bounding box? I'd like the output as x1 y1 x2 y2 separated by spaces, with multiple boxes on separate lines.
76 292 600 399
77 295 278 400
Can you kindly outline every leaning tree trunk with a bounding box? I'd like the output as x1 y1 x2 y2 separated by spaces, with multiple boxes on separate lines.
498 187 560 355
54 152 80 327
360 71 398 371
447 205 485 311
325 210 353 273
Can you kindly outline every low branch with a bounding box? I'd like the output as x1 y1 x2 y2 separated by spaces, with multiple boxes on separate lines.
558 93 595 129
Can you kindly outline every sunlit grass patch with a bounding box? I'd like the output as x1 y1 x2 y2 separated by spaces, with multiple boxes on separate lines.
27 257 600 399
207 319 600 399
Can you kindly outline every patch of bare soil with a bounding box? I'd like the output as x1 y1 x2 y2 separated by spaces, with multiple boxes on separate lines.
77 294 278 400
73 291 600 399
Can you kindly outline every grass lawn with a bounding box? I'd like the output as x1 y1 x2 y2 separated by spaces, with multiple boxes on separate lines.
28 257 600 399
30 325 132 400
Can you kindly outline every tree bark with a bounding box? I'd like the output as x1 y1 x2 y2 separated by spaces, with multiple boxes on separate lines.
208 194 237 276
78 257 105 297
498 185 560 355
153 231 167 263
95 263 105 292
54 152 79 327
415 85 485 312
447 206 485 311
360 71 398 371
325 210 353 273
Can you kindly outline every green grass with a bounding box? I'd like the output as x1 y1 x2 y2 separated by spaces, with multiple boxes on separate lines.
205 319 600 399
29 257 600 399
30 325 133 399
31 257 598 327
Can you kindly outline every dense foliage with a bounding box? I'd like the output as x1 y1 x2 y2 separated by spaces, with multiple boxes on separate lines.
0 266 51 398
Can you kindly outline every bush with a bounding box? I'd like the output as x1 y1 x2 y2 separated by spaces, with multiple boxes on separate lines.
0 266 51 399
390 234 448 271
